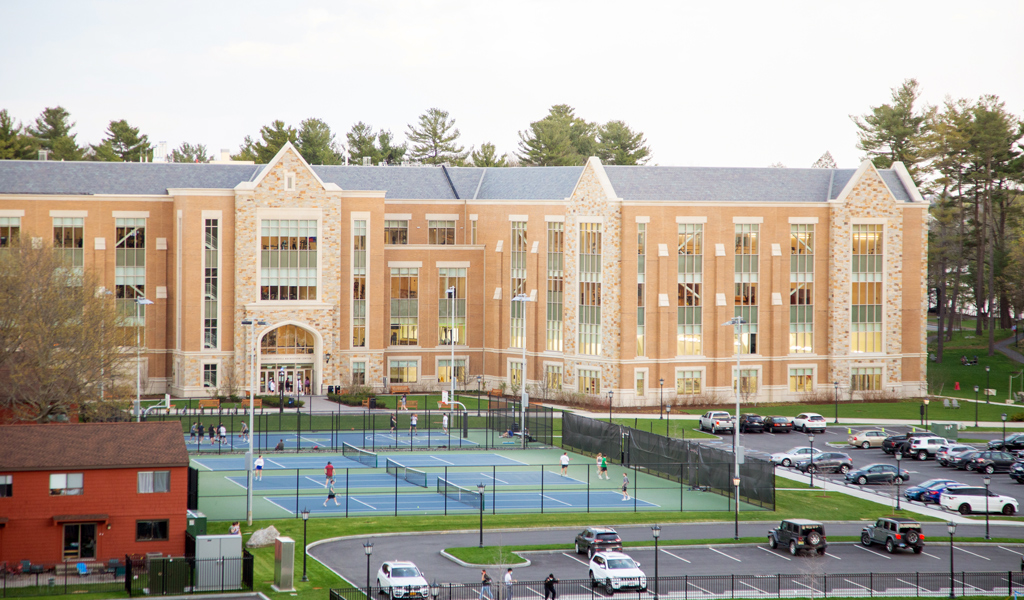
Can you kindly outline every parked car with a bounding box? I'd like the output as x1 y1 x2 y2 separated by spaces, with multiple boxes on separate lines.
882 432 931 455
738 414 765 433
574 526 622 557
764 416 794 433
768 519 827 556
988 433 1024 452
940 486 1018 515
376 562 429 599
861 517 925 554
903 478 958 502
845 463 910 485
1010 461 1024 484
849 429 888 449
905 437 949 460
937 444 977 467
950 450 984 470
920 482 971 504
770 446 824 467
795 452 853 474
793 413 828 433
588 552 646 594
699 411 735 434
964 451 1018 474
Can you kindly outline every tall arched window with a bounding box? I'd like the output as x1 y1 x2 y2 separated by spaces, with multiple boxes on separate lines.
261 325 315 355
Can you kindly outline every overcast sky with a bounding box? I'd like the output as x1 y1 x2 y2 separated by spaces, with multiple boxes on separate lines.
2 1 1022 169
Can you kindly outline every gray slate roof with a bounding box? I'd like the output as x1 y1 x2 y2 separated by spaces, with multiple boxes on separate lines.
314 165 457 199
446 166 584 200
0 161 263 195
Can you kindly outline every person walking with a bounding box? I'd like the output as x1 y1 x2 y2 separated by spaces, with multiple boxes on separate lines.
190 422 197 442
305 377 311 395
621 472 630 501
595 453 602 477
325 461 335 486
323 480 339 506
410 413 418 434
208 423 216 445
543 574 558 600
504 568 515 600
390 412 397 433
560 452 570 476
219 423 227 444
479 570 494 600
197 422 205 445
254 455 264 481
600 454 609 480
442 413 449 435
400 393 408 410
240 422 249 442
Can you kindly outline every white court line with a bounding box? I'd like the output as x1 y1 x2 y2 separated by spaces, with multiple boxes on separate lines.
482 473 510 484
660 550 690 564
305 476 327 488
954 546 990 560
263 497 297 514
429 456 455 465
541 494 571 506
545 471 586 483
757 547 790 561
191 459 214 471
854 545 890 559
350 497 377 510
709 547 741 563
738 581 768 594
922 552 941 560
224 476 248 490
499 455 529 465
266 458 287 468
562 553 590 566
842 579 870 591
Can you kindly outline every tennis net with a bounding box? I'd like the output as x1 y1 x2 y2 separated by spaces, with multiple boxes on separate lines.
342 442 378 468
436 477 484 510
385 458 428 488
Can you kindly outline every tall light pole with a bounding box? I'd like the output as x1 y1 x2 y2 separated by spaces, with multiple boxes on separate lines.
985 365 991 402
659 378 664 419
279 366 286 414
808 434 815 490
947 521 956 599
974 386 980 427
363 541 373 598
983 475 991 540
241 318 267 525
651 525 660 600
134 297 154 422
732 476 741 540
1002 413 1008 446
98 288 113 402
448 286 457 434
666 406 671 438
607 390 613 424
477 375 482 417
300 508 310 582
894 451 902 511
833 381 839 424
477 483 486 547
722 316 745 519
512 293 533 449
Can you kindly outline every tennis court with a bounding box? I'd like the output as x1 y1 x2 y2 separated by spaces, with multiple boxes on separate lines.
225 469 587 491
192 451 528 471
185 429 480 453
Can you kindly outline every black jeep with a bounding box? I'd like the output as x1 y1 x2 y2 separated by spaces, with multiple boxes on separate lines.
768 519 827 556
861 517 924 554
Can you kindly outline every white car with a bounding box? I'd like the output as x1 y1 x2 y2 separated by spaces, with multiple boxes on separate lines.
770 446 825 467
793 413 827 433
376 561 429 599
588 551 647 594
939 486 1018 515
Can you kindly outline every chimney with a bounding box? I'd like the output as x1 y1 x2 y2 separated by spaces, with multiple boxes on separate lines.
220 149 231 162
38 149 49 161
154 141 168 163
362 156 371 166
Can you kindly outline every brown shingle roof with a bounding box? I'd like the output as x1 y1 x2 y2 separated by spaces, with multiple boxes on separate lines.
0 422 189 472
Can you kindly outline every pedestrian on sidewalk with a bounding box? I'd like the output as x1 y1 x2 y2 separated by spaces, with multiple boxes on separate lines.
543 574 558 600
478 570 494 600
504 568 515 600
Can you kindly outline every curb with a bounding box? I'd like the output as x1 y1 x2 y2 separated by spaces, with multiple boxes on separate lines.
440 549 530 568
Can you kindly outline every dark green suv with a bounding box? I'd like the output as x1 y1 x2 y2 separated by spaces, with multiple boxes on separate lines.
768 519 827 556
861 517 924 554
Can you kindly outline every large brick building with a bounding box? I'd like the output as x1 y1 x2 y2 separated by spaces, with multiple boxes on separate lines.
0 146 928 405
0 422 189 564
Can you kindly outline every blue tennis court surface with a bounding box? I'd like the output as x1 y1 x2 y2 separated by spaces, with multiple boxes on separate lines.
185 430 478 451
227 470 585 491
191 452 529 471
263 490 659 515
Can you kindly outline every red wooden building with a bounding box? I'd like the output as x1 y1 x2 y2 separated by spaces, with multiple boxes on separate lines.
0 422 189 565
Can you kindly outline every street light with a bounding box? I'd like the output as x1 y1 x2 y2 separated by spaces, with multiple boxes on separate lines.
651 525 660 600
430 580 439 600
894 451 902 511
732 476 741 540
608 390 613 424
364 541 373 598
666 406 671 438
134 297 154 422
477 483 486 547
241 317 267 526
983 475 991 540
659 378 664 419
300 508 310 582
986 365 991 403
477 375 482 417
808 434 816 489
447 286 457 433
1002 413 1008 447
511 293 533 449
722 316 746 518
974 386 980 427
833 381 840 424
924 398 930 428
279 366 286 414
947 521 956 598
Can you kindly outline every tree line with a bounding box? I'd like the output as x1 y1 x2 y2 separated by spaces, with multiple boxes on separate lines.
0 104 652 167
851 79 1024 359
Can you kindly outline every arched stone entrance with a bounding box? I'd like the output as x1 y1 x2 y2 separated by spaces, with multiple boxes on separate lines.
257 323 320 395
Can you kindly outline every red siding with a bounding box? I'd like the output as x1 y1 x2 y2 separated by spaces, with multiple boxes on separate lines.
0 467 187 564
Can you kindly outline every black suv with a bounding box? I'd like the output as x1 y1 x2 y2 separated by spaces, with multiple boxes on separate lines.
768 519 827 556
739 414 765 433
574 526 622 557
988 433 1024 452
965 451 1018 473
883 432 931 455
861 517 924 554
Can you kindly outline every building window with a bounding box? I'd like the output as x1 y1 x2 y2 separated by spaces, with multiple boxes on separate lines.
579 223 602 355
429 220 456 245
676 370 702 395
678 223 703 355
578 368 600 395
352 362 366 386
852 367 883 391
510 221 527 348
284 171 296 191
734 224 759 354
544 365 562 391
53 217 84 276
389 360 418 383
260 219 318 300
138 470 170 494
390 267 418 346
634 370 645 398
261 325 315 354
49 473 84 496
637 223 646 356
733 369 758 395
203 364 217 389
0 216 20 248
546 222 563 352
115 218 146 341
471 220 478 245
0 475 11 497
509 361 523 388
439 268 466 345
439 359 466 384
203 219 219 349
353 220 367 347
789 368 813 392
790 224 813 354
136 520 169 542
385 220 408 245
852 224 883 353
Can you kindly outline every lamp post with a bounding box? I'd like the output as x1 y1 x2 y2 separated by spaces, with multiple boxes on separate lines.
947 521 956 598
722 316 746 520
477 375 482 416
241 318 267 525
608 390 613 425
983 475 991 540
986 365 991 403
1002 413 1008 447
651 525 660 600
512 293 533 449
924 398 930 428
300 508 310 582
974 386 980 427
894 451 902 511
659 378 664 419
430 580 439 600
134 297 154 422
666 406 671 438
363 541 373 598
477 483 486 547
732 476 741 540
279 366 286 414
98 288 113 402
808 434 815 490
833 381 840 424
447 286 457 431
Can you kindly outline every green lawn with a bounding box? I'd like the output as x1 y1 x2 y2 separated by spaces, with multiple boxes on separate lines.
606 417 718 439
929 330 1024 401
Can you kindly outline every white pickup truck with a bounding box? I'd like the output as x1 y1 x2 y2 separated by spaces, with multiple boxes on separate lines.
699 411 735 434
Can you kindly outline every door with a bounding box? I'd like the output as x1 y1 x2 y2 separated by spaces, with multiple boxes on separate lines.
63 523 97 560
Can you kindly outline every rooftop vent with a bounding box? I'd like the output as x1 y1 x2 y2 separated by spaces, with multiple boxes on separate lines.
38 149 49 161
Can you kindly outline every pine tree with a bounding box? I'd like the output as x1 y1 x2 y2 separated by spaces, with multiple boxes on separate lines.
516 105 598 166
297 118 343 165
597 120 651 165
232 120 298 163
170 142 211 163
0 109 36 160
346 122 406 165
850 79 930 181
90 120 152 162
470 143 508 167
406 108 467 165
28 106 83 161
810 151 836 169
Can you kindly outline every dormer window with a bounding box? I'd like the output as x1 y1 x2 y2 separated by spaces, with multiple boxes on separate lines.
284 171 296 191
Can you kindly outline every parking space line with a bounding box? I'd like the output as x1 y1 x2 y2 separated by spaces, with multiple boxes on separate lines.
524 586 545 598
896 578 924 592
842 578 870 591
998 546 1023 554
756 547 790 561
709 547 741 563
854 545 890 560
954 546 990 560
562 553 590 566
577 584 609 598
825 552 841 560
660 550 690 563
921 551 941 560
738 581 768 594
686 581 712 595
792 581 819 594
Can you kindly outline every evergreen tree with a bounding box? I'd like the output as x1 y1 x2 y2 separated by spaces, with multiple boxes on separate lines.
232 120 298 163
811 151 837 169
406 108 467 165
28 106 83 161
169 142 211 163
517 105 598 166
597 120 650 165
91 119 152 162
377 130 407 165
850 78 930 181
232 136 259 162
0 109 36 160
346 122 406 165
297 118 343 165
470 142 508 167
